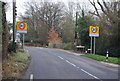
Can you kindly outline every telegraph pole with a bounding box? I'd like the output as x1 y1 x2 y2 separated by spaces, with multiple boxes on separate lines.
74 12 78 50
13 0 16 44
76 12 78 27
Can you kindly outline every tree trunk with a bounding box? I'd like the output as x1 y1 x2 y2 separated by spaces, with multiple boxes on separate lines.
2 2 8 59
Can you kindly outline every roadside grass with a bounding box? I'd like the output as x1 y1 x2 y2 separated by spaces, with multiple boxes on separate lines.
81 54 120 64
2 50 30 79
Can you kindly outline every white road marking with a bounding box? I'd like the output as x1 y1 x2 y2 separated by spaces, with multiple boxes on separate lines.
77 67 79 68
66 60 76 67
30 74 34 81
56 52 100 80
58 56 64 60
81 69 100 79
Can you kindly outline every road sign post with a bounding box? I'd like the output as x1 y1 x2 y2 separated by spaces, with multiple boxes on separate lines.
93 37 96 54
21 34 24 49
90 37 92 54
89 26 99 54
16 22 28 49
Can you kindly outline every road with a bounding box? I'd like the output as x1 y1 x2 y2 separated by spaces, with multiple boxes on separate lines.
23 46 118 80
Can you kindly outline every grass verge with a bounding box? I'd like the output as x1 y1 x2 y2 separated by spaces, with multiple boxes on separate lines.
81 54 120 64
2 49 30 79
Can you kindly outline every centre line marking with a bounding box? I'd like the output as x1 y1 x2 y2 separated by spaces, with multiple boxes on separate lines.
77 67 79 68
30 74 33 81
58 56 64 60
66 60 76 67
81 69 100 79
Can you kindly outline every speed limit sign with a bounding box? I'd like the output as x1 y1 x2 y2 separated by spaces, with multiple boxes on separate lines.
92 27 97 33
16 22 28 33
19 23 25 29
89 26 99 37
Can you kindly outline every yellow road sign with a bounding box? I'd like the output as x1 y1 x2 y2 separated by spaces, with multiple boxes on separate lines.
16 22 28 33
89 26 99 37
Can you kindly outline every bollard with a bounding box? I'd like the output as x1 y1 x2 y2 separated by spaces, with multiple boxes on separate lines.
106 51 109 61
85 51 87 54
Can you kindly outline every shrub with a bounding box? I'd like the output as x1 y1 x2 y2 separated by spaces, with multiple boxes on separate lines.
8 42 18 53
24 43 40 47
48 43 54 48
63 43 73 50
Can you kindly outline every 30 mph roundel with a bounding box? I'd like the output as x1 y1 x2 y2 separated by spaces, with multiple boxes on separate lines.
91 27 97 33
89 26 99 37
19 23 25 30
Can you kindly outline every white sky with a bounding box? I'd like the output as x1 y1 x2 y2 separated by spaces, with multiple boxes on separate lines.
0 0 107 23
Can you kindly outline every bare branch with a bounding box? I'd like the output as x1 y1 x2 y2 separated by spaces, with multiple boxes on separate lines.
89 0 101 18
102 0 110 12
97 0 106 14
88 11 99 17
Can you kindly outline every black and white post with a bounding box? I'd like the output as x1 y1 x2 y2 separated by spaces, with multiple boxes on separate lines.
106 51 109 61
85 50 87 54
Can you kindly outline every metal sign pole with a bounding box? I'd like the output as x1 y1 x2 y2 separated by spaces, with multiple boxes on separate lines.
23 34 24 49
93 37 96 54
90 37 92 54
22 34 24 49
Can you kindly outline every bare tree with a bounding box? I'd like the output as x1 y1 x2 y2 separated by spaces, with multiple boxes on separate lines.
61 2 75 43
88 0 119 56
19 2 64 44
89 0 119 23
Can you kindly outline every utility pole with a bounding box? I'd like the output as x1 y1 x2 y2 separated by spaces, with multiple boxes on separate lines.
13 0 16 44
76 12 78 27
74 12 78 50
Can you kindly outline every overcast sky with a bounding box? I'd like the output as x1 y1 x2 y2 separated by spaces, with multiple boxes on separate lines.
1 0 106 23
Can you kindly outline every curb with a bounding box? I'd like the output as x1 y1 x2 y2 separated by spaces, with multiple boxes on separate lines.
56 49 84 56
58 49 119 68
100 61 119 68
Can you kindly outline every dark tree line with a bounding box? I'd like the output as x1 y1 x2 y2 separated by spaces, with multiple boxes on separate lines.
19 2 75 45
19 2 65 44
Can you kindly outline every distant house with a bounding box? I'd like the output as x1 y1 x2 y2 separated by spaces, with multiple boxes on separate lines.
15 33 20 42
